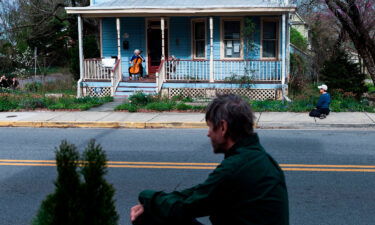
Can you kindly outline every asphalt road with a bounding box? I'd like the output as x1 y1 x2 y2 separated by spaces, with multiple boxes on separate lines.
0 128 375 225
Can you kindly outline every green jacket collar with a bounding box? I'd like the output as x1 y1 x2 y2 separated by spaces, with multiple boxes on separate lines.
225 133 261 158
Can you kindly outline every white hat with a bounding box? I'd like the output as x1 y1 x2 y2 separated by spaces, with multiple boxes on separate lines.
318 84 328 91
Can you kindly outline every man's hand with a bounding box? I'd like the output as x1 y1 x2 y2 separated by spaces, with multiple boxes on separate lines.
130 204 144 222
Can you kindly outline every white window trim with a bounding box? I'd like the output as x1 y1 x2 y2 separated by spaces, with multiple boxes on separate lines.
220 17 244 60
260 17 280 60
191 18 207 60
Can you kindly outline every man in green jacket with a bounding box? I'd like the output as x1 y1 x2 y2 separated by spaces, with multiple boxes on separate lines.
131 94 289 225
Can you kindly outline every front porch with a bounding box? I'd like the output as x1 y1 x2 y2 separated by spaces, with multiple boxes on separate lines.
81 58 283 99
67 0 295 100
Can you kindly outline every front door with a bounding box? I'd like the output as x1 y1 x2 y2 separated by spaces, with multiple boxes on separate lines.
147 20 168 75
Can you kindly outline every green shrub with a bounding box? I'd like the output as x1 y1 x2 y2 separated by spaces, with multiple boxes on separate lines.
47 96 112 110
320 50 367 99
176 103 193 110
115 103 138 112
145 101 175 111
25 82 43 93
18 98 46 109
33 140 81 225
290 28 308 51
367 84 375 93
171 94 184 101
181 96 194 103
80 140 119 225
129 92 150 106
0 96 19 111
33 140 119 225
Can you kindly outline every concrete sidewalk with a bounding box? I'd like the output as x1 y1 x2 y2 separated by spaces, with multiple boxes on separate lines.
0 111 374 129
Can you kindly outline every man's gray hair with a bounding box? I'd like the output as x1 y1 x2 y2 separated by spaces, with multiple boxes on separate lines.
205 94 255 141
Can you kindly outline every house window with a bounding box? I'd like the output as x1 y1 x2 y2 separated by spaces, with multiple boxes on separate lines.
193 20 206 58
223 20 242 58
262 20 279 59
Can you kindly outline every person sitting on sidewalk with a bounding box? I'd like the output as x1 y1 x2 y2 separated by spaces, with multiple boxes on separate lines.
309 84 331 119
130 94 289 225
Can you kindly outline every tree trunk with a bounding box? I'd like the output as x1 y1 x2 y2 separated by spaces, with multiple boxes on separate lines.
325 0 375 84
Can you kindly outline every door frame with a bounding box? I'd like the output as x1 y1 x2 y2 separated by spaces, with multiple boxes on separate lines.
145 17 170 74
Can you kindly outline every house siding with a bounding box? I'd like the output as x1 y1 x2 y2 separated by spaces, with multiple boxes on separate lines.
169 17 191 59
102 17 146 78
100 15 283 80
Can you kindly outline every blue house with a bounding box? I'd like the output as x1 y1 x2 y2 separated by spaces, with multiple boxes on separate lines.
66 0 295 100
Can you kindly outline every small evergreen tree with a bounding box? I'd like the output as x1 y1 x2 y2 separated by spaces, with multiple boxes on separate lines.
33 140 81 225
81 139 119 225
320 50 367 99
33 140 118 225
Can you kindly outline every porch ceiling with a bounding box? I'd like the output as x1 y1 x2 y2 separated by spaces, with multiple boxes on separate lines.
66 0 295 17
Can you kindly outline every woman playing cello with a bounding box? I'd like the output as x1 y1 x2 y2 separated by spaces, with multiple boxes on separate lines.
129 49 145 80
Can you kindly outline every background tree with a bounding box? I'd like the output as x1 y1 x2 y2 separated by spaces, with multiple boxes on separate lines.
293 0 375 84
0 0 99 79
324 0 375 84
320 50 367 98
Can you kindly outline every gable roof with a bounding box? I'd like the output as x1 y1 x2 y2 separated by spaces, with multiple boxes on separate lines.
66 0 295 16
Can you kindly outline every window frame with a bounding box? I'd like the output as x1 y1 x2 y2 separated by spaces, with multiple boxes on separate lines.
220 17 244 60
191 18 207 60
260 17 280 60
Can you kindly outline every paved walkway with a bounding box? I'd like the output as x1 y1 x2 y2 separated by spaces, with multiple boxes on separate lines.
0 111 374 129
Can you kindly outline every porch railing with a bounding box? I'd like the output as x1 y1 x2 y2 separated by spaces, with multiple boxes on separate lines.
111 60 121 96
213 60 281 81
156 60 166 93
165 60 210 81
83 58 112 80
163 59 281 82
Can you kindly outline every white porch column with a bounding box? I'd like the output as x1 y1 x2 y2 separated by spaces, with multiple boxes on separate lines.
281 13 286 98
77 14 84 98
286 13 290 78
161 17 165 60
209 17 214 83
116 18 122 77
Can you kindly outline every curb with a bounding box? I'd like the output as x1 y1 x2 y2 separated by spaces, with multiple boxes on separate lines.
1 121 375 129
257 123 375 129
0 121 208 129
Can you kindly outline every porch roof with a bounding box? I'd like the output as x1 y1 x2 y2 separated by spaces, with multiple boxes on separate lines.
66 0 295 17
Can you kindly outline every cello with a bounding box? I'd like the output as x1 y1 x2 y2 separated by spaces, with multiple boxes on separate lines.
129 57 143 75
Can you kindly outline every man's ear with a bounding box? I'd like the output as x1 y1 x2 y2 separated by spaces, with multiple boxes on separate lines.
220 120 228 137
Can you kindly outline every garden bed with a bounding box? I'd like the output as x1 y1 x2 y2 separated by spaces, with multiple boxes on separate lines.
114 92 374 113
0 90 113 111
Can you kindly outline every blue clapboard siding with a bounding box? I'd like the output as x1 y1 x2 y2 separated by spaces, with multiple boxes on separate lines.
102 18 117 58
102 17 145 78
169 17 191 59
120 17 146 78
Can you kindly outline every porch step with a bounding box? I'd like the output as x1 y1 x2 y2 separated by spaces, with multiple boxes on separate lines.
114 81 157 99
119 82 156 87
